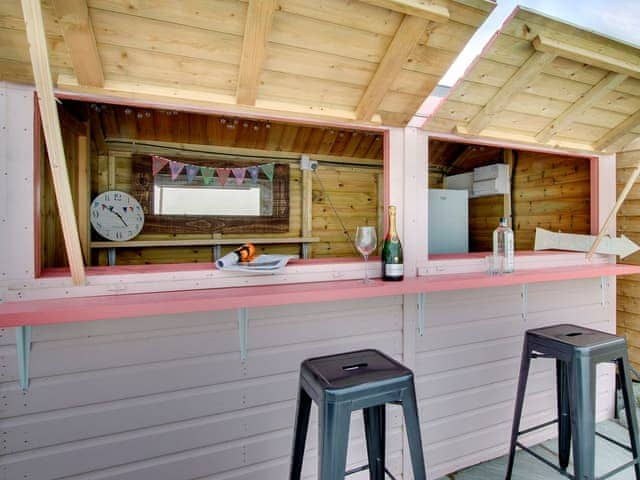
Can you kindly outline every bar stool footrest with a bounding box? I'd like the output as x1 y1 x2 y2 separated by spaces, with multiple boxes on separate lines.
344 464 398 480
595 431 633 453
517 418 558 437
515 441 573 479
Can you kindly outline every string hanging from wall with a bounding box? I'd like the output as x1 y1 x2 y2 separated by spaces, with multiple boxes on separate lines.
151 155 275 186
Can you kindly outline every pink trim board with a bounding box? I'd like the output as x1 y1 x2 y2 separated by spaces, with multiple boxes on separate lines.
1 263 638 328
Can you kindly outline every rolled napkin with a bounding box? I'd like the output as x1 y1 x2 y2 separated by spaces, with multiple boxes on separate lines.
216 243 256 269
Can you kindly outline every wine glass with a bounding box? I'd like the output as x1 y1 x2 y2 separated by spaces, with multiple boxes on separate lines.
355 226 377 284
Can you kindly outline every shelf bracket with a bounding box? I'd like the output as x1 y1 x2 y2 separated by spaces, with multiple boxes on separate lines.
600 276 607 308
107 247 116 267
16 326 32 391
417 292 425 336
238 308 248 363
521 284 528 321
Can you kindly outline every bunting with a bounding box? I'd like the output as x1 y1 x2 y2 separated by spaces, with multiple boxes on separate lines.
217 168 231 186
152 155 170 175
185 164 200 183
169 160 185 180
151 155 278 187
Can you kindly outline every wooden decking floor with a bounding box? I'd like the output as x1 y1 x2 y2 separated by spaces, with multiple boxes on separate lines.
436 420 636 480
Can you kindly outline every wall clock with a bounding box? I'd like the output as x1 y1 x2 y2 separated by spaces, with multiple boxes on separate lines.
90 190 144 241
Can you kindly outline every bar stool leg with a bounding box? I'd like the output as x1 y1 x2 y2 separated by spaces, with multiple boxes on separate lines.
556 359 572 470
364 405 386 480
290 387 312 480
318 400 352 480
569 357 596 480
505 339 532 480
401 383 427 480
617 352 640 479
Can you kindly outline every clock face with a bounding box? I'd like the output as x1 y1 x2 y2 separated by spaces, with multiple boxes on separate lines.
90 191 144 241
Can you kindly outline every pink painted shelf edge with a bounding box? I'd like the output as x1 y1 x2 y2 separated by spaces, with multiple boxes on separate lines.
1 263 639 327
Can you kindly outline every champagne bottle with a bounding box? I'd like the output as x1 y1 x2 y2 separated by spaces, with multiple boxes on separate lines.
381 206 404 281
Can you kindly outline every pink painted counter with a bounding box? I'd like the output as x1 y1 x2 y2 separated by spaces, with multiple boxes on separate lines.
1 263 639 327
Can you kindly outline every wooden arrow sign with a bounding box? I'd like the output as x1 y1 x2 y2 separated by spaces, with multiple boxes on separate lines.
534 228 640 258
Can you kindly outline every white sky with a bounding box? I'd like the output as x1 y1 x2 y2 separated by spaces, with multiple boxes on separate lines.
440 0 640 87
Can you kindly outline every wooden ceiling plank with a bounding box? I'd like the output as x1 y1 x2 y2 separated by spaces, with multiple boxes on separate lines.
593 108 640 151
533 34 640 80
356 15 432 121
535 72 628 143
359 0 450 23
21 0 86 285
51 0 104 87
236 0 277 105
463 50 557 134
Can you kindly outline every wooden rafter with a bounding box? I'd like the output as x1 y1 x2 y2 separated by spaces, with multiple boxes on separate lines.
51 0 104 87
535 72 628 143
593 108 640 151
236 0 277 105
533 35 640 80
356 15 434 121
21 0 86 285
463 50 557 135
359 0 450 23
446 144 476 173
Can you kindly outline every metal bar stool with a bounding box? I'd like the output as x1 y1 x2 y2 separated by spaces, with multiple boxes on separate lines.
289 349 427 480
506 324 640 480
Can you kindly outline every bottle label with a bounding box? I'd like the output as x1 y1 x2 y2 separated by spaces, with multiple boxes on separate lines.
385 264 404 276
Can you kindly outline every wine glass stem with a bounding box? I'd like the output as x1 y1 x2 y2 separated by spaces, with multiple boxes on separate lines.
364 255 369 283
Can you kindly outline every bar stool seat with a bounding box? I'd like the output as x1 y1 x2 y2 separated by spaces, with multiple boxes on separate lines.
289 349 427 480
506 324 640 480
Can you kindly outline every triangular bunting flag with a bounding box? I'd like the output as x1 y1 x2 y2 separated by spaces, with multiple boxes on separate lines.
152 155 169 175
261 163 275 181
247 166 260 185
201 166 215 185
169 160 185 180
216 168 231 186
185 164 200 183
232 167 247 185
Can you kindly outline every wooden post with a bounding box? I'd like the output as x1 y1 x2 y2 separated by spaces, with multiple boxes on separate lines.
301 168 313 259
77 134 90 264
377 172 384 254
21 0 86 285
587 162 640 259
503 149 513 224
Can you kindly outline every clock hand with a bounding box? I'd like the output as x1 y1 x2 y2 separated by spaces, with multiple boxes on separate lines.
106 204 129 227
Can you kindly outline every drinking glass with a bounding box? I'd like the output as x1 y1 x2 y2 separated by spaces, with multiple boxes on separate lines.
355 226 377 284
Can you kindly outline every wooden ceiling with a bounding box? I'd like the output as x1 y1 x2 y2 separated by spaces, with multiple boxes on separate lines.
429 138 501 174
1 0 494 127
84 102 384 160
423 8 640 153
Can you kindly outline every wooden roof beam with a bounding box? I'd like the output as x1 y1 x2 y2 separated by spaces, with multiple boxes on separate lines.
533 35 640 80
359 0 450 23
21 0 86 285
236 0 277 105
593 108 640 151
462 50 556 135
51 0 104 87
535 72 628 143
356 15 434 121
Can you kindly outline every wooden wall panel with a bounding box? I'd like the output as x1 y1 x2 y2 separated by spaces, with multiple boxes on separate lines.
40 107 88 268
0 297 404 480
468 151 591 252
617 149 640 369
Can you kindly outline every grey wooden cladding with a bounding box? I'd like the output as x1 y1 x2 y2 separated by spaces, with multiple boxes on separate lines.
0 297 404 479
414 277 615 478
1 278 614 479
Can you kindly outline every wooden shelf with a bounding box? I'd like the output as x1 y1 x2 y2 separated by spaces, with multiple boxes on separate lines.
1 263 639 328
91 237 320 248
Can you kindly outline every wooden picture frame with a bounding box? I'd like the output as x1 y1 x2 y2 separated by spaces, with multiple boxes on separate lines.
130 154 289 234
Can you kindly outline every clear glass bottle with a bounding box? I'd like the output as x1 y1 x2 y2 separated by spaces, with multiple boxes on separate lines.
381 206 404 281
493 217 514 273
